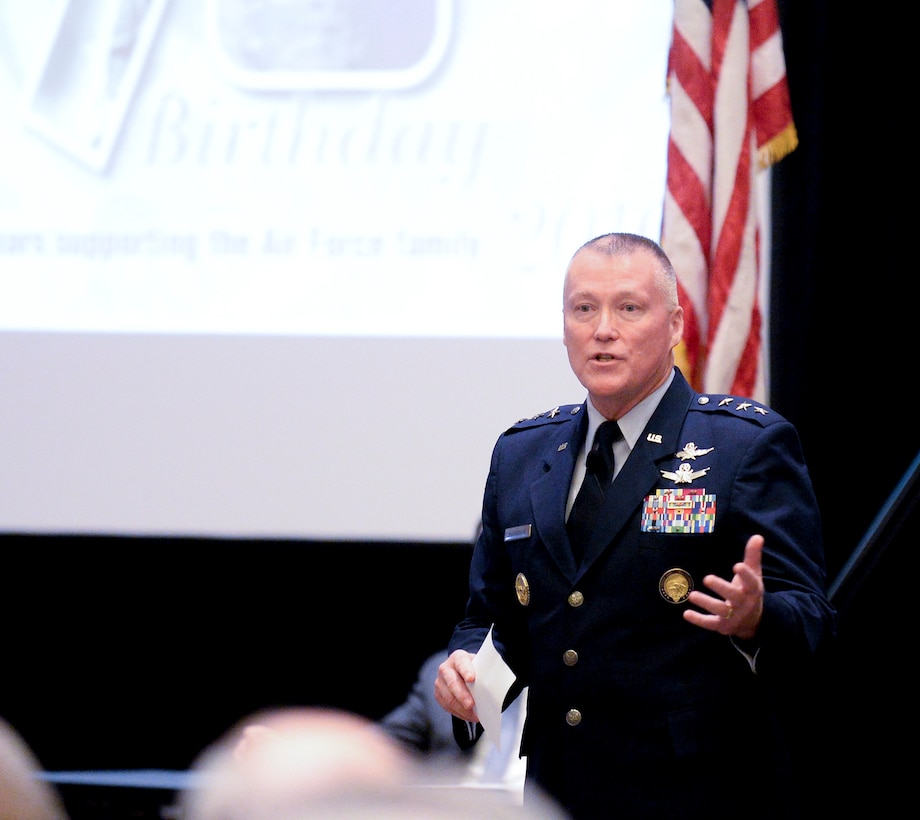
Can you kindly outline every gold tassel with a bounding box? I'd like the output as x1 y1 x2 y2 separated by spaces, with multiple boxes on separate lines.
758 123 799 169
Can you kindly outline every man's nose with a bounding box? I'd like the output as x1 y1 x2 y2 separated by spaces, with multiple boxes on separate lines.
594 310 617 337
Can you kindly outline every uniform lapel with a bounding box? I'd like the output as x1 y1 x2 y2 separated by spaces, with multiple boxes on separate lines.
579 374 695 570
531 407 587 579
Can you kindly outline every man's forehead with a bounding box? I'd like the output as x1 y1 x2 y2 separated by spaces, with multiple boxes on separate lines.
565 275 651 300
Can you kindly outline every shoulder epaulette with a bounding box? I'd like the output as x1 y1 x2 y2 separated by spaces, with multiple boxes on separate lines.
506 404 583 433
690 394 784 426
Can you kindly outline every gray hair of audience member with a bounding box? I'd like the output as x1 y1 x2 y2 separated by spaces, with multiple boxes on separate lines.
178 707 416 820
0 716 69 820
179 706 570 820
259 785 572 820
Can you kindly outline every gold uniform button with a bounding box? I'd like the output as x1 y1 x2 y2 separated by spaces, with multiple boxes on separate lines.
563 649 578 666
567 590 584 607
566 709 582 726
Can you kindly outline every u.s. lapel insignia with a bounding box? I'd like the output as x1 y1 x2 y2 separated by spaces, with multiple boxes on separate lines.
660 463 710 484
675 442 713 460
659 568 693 603
515 573 530 606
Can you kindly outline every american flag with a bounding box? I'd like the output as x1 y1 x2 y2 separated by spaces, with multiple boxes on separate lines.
661 0 798 403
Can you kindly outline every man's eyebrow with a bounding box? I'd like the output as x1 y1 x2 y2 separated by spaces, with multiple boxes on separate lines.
569 287 643 301
567 288 596 300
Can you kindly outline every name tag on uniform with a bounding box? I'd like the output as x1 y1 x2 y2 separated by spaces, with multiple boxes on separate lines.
504 524 532 541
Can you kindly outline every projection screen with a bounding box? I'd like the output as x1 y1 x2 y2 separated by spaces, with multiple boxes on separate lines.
0 0 673 542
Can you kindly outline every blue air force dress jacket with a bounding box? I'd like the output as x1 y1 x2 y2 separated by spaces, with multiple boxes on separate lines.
448 367 836 819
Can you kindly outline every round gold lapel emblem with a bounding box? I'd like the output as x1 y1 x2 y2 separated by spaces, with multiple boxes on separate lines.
515 573 530 606
659 568 693 603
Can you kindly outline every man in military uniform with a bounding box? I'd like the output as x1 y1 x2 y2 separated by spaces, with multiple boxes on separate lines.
434 233 836 819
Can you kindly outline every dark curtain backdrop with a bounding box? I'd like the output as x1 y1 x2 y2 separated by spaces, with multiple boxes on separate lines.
771 2 915 814
773 1 918 573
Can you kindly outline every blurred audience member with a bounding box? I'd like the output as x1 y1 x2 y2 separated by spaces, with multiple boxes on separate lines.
0 716 69 820
179 705 565 820
179 707 412 820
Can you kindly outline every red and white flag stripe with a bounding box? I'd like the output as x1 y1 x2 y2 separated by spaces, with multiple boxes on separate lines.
661 0 797 403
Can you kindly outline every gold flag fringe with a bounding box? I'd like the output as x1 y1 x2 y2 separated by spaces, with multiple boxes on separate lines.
758 123 799 170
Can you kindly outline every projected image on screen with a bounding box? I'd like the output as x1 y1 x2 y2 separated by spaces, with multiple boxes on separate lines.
209 0 451 87
0 1 674 542
2 0 670 338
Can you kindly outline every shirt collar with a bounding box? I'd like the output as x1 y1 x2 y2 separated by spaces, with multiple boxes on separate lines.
585 369 674 450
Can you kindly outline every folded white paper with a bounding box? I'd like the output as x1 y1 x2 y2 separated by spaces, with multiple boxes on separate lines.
469 624 516 751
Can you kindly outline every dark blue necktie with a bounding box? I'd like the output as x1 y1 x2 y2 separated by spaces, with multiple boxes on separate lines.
566 420 622 562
